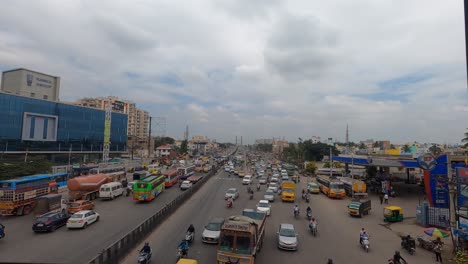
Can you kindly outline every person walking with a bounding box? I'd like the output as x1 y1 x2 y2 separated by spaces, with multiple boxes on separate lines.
433 238 443 263
384 193 389 204
379 192 384 204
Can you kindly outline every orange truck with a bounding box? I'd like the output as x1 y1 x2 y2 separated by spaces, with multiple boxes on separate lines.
67 174 111 201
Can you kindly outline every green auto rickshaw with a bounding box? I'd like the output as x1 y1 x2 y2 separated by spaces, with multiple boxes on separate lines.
383 205 403 222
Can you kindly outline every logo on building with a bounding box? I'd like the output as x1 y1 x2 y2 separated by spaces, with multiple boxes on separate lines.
417 153 437 171
26 73 33 86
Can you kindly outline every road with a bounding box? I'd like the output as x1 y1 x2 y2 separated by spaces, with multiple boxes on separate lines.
0 171 206 264
123 170 436 264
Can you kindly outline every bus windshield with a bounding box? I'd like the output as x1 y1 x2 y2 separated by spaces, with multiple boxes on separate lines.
330 183 344 190
235 235 251 255
136 183 148 189
219 234 234 253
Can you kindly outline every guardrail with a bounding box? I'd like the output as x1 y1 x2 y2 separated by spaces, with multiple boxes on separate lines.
88 164 221 264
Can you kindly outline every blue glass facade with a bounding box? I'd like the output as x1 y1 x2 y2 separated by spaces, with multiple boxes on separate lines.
0 93 127 152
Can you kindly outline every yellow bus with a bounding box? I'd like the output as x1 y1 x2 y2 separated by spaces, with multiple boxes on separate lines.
316 175 345 199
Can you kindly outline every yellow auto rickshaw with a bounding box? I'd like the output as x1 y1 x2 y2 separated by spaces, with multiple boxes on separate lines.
177 259 198 264
383 205 403 222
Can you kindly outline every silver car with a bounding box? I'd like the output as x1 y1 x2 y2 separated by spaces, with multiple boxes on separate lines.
225 188 239 200
278 223 298 250
202 218 225 244
259 177 267 184
264 190 275 202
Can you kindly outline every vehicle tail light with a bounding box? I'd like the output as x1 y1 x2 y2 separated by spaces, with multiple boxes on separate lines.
46 221 53 225
79 219 84 223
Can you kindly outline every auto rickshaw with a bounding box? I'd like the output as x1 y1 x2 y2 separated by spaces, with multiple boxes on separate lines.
383 205 403 222
177 259 198 264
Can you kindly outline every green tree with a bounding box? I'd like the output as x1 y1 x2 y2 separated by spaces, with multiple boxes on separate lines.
429 144 442 156
323 161 343 168
462 128 468 148
390 144 396 150
154 136 175 150
305 161 317 174
358 143 366 149
402 144 411 153
0 157 52 180
180 140 188 154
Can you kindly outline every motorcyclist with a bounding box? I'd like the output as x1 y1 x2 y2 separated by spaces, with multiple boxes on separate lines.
309 217 317 230
306 206 312 216
187 224 195 234
227 197 234 207
327 259 333 264
392 250 406 264
359 228 366 244
361 231 369 244
141 242 151 254
257 183 260 191
293 204 299 215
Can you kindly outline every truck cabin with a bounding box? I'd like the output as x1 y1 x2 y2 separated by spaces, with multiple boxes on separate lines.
219 230 253 255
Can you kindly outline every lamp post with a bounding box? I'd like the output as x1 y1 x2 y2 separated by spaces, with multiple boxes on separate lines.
351 154 354 198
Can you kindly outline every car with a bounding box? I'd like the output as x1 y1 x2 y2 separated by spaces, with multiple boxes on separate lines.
259 177 268 184
256 200 271 216
277 223 298 250
268 182 278 193
202 217 225 243
270 176 279 183
68 200 95 214
281 174 289 181
66 210 100 229
234 170 239 175
225 188 239 200
238 171 245 177
180 180 193 190
32 212 70 232
307 182 320 194
242 175 253 185
224 166 231 172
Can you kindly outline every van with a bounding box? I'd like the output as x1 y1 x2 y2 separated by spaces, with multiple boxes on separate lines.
99 182 124 200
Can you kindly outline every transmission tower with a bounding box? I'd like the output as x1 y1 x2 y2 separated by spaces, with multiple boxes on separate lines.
102 102 112 164
154 117 166 138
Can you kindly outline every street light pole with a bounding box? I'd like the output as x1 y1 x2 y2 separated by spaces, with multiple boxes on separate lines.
352 154 354 198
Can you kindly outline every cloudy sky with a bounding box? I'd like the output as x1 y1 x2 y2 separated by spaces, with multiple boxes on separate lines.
0 0 467 144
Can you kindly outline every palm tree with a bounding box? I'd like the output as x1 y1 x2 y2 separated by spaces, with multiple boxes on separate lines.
463 129 468 148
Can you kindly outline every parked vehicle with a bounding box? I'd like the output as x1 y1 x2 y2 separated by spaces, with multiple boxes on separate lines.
202 218 225 244
99 182 124 200
67 200 95 214
33 194 68 216
277 223 298 251
32 212 70 232
217 209 266 264
68 174 112 201
66 210 99 229
401 235 416 255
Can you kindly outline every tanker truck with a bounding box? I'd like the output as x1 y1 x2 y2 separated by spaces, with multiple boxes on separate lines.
67 174 111 201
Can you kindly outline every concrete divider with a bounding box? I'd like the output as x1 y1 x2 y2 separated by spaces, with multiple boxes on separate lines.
88 165 221 264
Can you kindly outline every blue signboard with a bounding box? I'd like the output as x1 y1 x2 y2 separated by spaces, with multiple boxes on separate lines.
425 155 449 208
457 168 468 209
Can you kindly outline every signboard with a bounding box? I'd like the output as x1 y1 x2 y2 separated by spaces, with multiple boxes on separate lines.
460 215 468 229
367 158 403 167
418 154 437 171
457 168 468 184
223 223 250 231
424 155 449 208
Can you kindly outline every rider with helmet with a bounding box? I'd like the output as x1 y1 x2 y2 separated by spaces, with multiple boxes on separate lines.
141 242 151 254
392 250 406 264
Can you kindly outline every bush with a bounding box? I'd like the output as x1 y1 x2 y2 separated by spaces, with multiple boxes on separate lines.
305 161 317 174
0 158 52 180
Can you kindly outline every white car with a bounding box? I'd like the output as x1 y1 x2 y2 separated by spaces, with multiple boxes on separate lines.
281 174 289 181
224 166 231 172
180 180 193 190
225 188 239 200
242 175 253 185
270 177 279 183
202 218 225 244
259 177 267 184
268 183 278 193
66 210 99 229
256 200 271 216
264 190 275 202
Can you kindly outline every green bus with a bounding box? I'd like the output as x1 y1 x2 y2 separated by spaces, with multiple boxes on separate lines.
132 175 165 202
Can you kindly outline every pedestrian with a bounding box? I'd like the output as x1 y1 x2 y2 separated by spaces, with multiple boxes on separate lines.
384 193 389 204
433 238 443 263
379 192 384 204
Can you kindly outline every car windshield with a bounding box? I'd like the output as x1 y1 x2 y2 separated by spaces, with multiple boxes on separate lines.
70 214 83 219
280 227 296 237
182 181 190 184
36 217 50 222
283 189 294 193
227 189 236 194
258 202 269 207
206 222 222 231
219 234 234 253
69 203 81 208
235 235 251 254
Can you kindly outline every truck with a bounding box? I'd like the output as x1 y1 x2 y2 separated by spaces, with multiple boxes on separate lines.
281 181 296 202
347 195 371 217
187 175 203 184
217 209 266 264
67 174 111 201
33 194 68 216
339 177 367 197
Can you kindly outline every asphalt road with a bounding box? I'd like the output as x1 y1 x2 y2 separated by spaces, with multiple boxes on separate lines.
0 171 207 264
123 170 437 264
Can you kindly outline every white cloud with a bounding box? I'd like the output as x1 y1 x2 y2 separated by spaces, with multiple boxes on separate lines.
0 0 466 144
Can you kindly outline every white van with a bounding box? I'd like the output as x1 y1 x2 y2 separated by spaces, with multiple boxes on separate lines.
99 182 124 200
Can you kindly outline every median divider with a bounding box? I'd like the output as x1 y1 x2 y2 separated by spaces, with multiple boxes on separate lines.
88 165 221 264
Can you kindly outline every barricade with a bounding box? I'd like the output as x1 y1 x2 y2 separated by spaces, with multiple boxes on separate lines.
88 165 220 264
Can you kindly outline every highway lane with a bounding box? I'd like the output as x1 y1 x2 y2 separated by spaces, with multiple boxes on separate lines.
124 171 436 264
0 172 207 264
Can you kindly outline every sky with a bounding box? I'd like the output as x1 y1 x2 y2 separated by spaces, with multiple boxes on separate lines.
0 0 467 144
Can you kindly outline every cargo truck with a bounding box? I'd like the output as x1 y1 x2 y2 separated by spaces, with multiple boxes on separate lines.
33 194 68 216
67 174 111 201
339 177 367 197
217 209 266 264
281 181 296 202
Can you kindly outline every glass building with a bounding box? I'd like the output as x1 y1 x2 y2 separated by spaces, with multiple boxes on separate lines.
0 93 127 153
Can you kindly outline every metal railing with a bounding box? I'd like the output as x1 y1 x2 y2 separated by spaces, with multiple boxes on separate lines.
88 165 221 264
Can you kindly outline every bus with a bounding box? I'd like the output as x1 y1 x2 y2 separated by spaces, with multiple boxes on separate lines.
316 175 346 199
339 177 367 197
90 166 126 182
132 175 165 202
163 170 180 187
178 166 195 180
316 168 343 178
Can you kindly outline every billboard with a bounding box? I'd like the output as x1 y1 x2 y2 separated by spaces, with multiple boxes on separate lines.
457 168 468 209
424 155 449 208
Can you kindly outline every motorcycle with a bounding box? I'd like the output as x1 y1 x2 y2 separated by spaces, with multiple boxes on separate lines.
305 195 310 203
401 236 416 255
177 240 189 261
249 192 254 200
227 200 233 208
185 231 194 243
294 208 299 219
257 185 260 191
309 222 317 236
137 250 152 264
361 235 370 252
306 211 312 221
125 188 132 197
388 258 407 264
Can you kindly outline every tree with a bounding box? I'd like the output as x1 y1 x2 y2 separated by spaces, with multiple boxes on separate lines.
0 157 52 180
180 140 188 154
323 161 343 168
305 161 317 174
463 129 468 148
429 144 442 156
390 144 396 150
402 144 411 153
358 143 366 149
